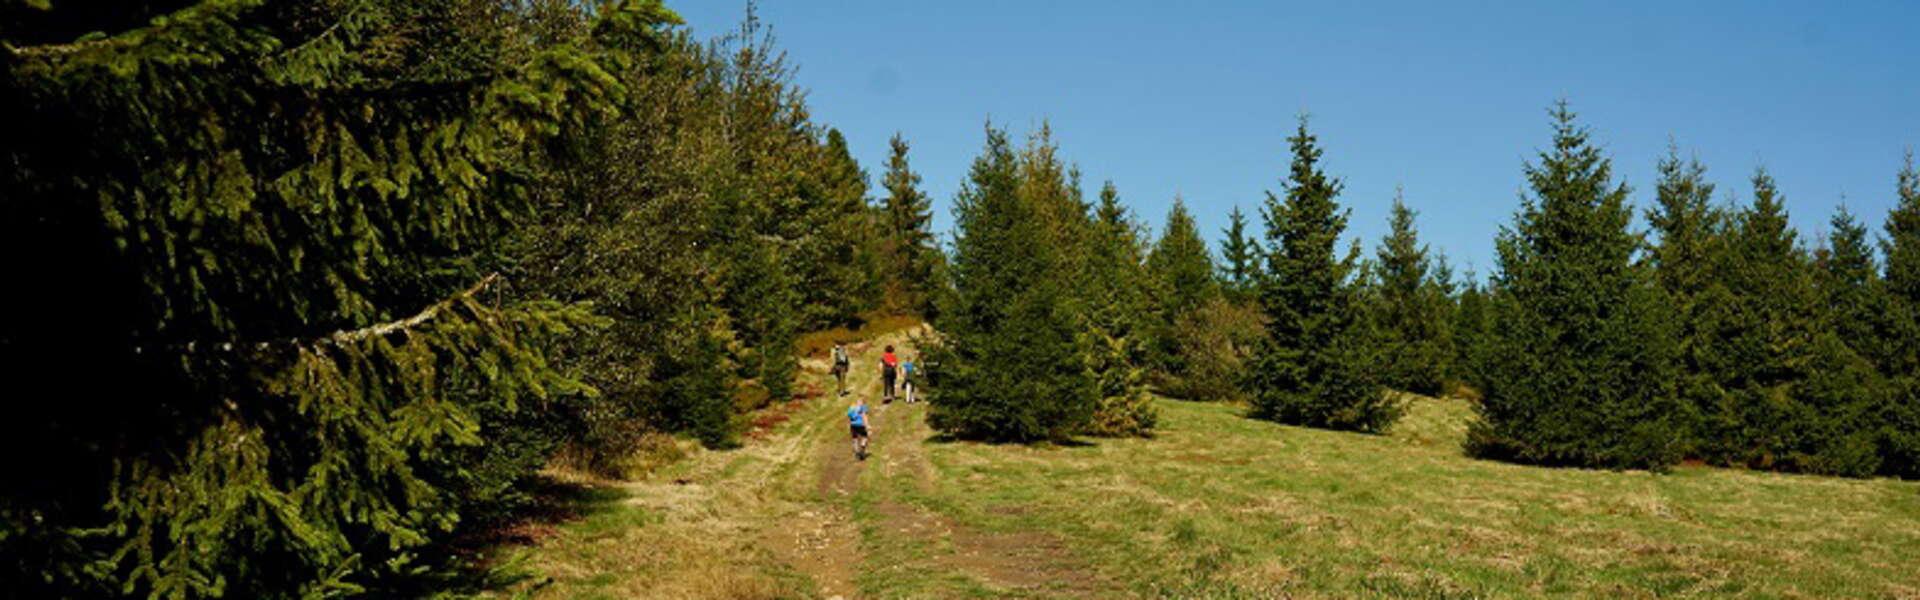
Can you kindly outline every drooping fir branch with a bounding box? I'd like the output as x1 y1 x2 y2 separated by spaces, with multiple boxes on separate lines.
327 273 498 344
129 273 505 355
3 0 265 62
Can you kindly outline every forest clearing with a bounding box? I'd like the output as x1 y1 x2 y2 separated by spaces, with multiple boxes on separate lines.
486 330 1920 599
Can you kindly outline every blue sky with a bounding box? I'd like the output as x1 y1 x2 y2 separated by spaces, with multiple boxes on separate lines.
673 1 1919 275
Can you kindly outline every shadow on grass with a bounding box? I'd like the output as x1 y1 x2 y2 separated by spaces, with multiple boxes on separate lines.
421 475 630 596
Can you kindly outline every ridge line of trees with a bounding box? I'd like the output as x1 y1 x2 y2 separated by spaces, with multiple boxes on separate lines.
931 104 1920 482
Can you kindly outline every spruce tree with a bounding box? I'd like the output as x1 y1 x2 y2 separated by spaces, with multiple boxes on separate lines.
1644 145 1724 451
1695 169 1879 475
1469 103 1683 469
1220 205 1263 302
879 132 943 316
1370 190 1453 397
928 124 1095 442
1246 118 1397 432
1082 182 1158 436
1451 273 1492 394
1145 197 1222 396
1817 206 1884 354
1148 197 1222 318
799 128 879 327
0 2 661 596
1878 152 1920 477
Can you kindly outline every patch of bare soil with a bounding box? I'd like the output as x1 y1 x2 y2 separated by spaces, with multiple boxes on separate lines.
762 505 860 599
870 499 1114 597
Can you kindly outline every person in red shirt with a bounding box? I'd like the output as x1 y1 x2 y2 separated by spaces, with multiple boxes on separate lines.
880 345 900 404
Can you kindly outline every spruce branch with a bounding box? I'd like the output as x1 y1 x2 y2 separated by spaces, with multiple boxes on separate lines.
139 273 503 354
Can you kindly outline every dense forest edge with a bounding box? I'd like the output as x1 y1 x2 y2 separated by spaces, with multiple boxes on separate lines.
3 1 1918 598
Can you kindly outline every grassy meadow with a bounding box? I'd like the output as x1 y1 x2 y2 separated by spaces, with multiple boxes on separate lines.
488 335 1920 599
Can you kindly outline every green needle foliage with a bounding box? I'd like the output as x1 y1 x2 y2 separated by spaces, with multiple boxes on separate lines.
1 0 894 595
1694 169 1881 475
1469 103 1683 470
1218 205 1263 303
1082 182 1157 436
1145 197 1221 396
1644 145 1724 452
878 132 947 318
0 1 654 596
1246 118 1397 432
929 124 1097 442
1878 153 1920 477
1367 190 1454 397
1450 273 1492 394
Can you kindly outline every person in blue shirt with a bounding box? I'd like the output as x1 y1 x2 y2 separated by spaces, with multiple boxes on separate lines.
900 356 917 404
848 397 871 459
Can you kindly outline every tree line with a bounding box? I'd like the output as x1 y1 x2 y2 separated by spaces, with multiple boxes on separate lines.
930 105 1920 483
0 1 941 597
5 1 1918 597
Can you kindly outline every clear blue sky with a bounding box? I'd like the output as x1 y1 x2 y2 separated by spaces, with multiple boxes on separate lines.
673 1 1919 275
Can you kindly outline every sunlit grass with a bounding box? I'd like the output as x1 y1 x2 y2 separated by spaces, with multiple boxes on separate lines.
492 336 1920 599
899 397 1920 598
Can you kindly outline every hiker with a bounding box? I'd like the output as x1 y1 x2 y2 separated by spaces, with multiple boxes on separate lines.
880 344 899 404
830 341 850 396
901 354 917 404
848 396 871 459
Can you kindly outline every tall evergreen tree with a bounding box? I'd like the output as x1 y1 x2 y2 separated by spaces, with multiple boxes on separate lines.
1644 145 1724 451
799 127 879 327
0 2 664 595
1245 118 1397 432
1082 182 1158 435
1149 197 1222 320
1816 206 1886 369
879 132 943 316
1451 272 1492 394
1878 152 1920 477
1145 197 1222 396
928 123 1095 442
1695 169 1879 474
1219 205 1263 301
1369 189 1453 397
1469 103 1682 469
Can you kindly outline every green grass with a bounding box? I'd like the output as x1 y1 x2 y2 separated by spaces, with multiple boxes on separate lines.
885 398 1920 598
489 334 1920 598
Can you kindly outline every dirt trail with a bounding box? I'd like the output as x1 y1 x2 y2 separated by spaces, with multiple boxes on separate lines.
764 326 1110 598
766 330 905 599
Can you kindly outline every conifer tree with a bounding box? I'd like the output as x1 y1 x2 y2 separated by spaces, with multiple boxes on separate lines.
1878 152 1920 477
1082 182 1157 435
1145 197 1222 396
1816 206 1886 370
0 1 662 595
1644 145 1724 451
879 132 943 316
1148 197 1222 319
1220 205 1263 302
1470 103 1682 469
1451 273 1492 393
1694 169 1879 474
1370 190 1453 396
510 24 735 456
1246 118 1397 432
928 124 1095 442
799 128 879 326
